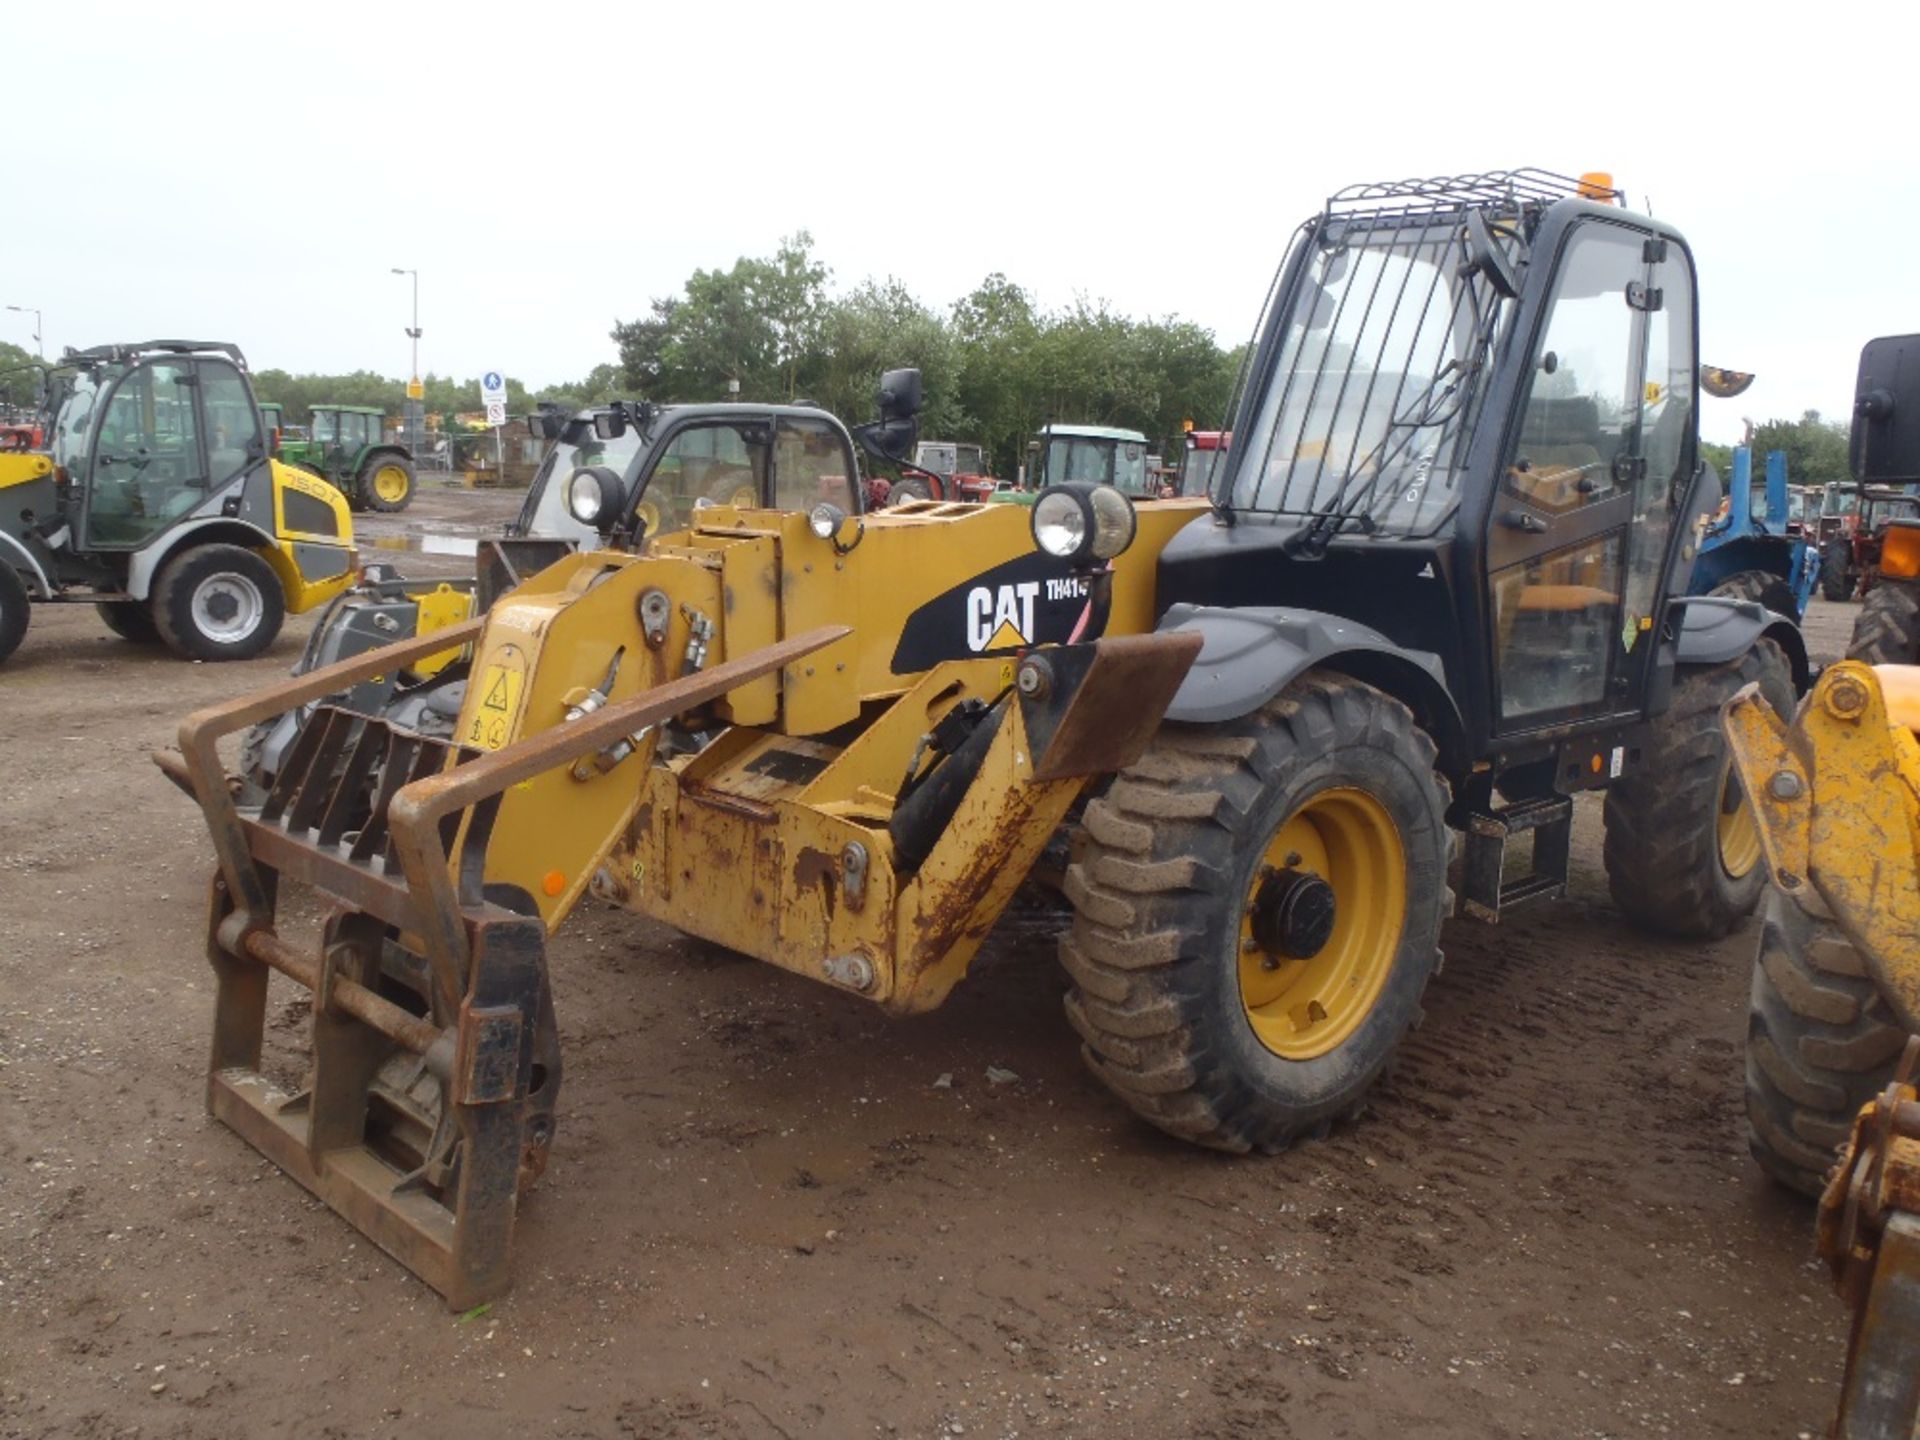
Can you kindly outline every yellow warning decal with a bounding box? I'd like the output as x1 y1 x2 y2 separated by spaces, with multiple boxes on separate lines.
465 645 526 751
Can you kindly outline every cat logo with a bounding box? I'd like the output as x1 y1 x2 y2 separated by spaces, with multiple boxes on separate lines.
966 581 1040 652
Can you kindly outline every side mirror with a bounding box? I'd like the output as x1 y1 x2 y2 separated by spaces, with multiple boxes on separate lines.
593 409 627 441
1461 209 1520 300
528 408 565 441
1851 334 1920 484
876 368 923 421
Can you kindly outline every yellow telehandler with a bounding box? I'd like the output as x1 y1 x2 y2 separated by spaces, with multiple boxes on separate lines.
162 170 1807 1306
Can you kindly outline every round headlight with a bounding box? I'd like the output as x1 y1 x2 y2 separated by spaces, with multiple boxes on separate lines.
564 466 625 529
1087 484 1138 561
1032 489 1088 559
566 470 604 524
809 501 846 540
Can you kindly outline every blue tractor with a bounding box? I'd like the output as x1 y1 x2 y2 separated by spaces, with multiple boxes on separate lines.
1692 446 1820 619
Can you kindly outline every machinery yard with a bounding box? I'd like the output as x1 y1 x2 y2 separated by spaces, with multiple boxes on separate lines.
0 489 1866 1437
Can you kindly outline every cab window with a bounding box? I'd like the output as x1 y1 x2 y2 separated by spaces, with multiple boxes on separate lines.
773 417 856 511
633 422 768 538
84 361 209 548
200 361 262 488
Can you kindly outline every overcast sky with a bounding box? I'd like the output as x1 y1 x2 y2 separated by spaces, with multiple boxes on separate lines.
6 2 1915 443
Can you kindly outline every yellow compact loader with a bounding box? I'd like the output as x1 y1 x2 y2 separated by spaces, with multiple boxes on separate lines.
163 172 1812 1306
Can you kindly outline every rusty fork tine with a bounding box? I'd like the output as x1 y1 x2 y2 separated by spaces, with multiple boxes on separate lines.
317 718 385 848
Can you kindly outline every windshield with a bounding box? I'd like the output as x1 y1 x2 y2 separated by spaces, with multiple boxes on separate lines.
1181 437 1227 494
514 421 647 544
1225 212 1515 537
1043 436 1149 493
50 367 112 472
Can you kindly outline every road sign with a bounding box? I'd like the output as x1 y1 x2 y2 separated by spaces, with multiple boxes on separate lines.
485 400 507 427
480 370 507 407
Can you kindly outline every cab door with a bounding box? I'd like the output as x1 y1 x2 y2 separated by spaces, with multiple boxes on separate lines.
82 359 209 549
1485 221 1692 732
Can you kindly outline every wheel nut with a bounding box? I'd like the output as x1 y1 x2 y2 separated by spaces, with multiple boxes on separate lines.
1768 771 1804 801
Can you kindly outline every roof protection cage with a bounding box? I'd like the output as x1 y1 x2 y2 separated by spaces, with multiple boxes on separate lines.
1219 170 1611 544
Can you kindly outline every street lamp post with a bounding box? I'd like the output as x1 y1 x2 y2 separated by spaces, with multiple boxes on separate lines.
390 268 422 456
5 304 43 359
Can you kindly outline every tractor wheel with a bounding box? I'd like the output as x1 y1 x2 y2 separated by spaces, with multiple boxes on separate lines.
1845 579 1920 664
703 472 760 509
1602 639 1793 939
152 544 285 661
1820 542 1854 602
889 476 935 505
1061 673 1450 1153
360 456 416 513
95 600 162 644
0 563 29 664
1711 568 1798 619
1746 887 1907 1196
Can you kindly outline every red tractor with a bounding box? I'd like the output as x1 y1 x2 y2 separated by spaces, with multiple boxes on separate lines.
1820 483 1920 601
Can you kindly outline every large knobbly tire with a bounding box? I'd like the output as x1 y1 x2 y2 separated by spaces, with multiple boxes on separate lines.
1820 542 1854 601
1602 639 1793 939
1746 888 1908 1196
95 599 162 644
1846 579 1920 664
1710 568 1797 619
1060 673 1450 1154
360 455 417 513
0 562 29 664
888 475 935 505
152 544 285 661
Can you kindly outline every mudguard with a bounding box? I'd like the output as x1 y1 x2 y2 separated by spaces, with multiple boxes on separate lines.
1159 603 1454 726
1672 594 1810 692
0 529 53 598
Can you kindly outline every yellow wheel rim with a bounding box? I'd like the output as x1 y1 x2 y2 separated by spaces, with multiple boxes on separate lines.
636 499 662 537
1239 787 1405 1061
1717 764 1761 879
372 464 410 504
727 483 756 508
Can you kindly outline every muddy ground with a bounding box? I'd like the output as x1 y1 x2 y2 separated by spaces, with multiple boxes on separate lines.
0 485 1864 1438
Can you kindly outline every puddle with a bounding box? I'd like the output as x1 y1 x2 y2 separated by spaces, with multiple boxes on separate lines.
366 534 480 558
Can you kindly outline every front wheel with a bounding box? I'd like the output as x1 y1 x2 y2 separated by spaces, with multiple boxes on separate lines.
1061 673 1450 1153
1746 888 1908 1195
360 456 416 513
152 544 285 661
1602 639 1793 939
0 563 29 664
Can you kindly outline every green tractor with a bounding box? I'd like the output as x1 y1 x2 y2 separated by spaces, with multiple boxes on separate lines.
259 402 416 513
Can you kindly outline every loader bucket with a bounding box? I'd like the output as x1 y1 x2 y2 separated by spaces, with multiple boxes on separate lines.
156 620 847 1307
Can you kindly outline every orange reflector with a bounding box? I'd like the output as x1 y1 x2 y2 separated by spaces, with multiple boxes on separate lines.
1880 523 1920 579
1589 753 1603 773
1578 171 1616 201
542 870 567 897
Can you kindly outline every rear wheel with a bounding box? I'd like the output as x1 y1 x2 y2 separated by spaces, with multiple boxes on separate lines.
1846 579 1920 664
704 472 760 509
152 544 285 661
95 599 162 644
1711 568 1798 619
1746 888 1907 1196
1602 638 1793 939
1820 541 1854 601
0 563 29 664
1061 673 1450 1153
888 476 935 505
360 455 416 513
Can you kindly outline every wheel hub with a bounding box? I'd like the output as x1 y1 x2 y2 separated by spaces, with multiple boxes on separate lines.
1250 868 1337 960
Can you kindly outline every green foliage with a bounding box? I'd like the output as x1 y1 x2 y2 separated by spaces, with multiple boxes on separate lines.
611 248 1240 478
1749 410 1851 488
1699 439 1734 478
0 340 45 409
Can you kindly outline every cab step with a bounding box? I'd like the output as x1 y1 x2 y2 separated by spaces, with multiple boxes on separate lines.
1460 796 1572 923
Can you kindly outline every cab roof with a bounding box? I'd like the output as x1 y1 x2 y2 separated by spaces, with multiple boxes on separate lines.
1038 423 1149 443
